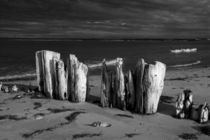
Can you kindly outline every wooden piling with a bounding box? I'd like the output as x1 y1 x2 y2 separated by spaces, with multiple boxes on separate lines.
135 58 146 113
115 58 126 110
100 60 110 107
56 59 67 100
67 54 79 101
125 70 135 110
35 50 60 98
144 61 166 114
75 62 88 102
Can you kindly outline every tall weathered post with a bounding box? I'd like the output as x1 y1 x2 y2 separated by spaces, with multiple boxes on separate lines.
35 50 60 98
115 58 126 110
135 58 146 113
56 59 67 100
143 61 166 114
100 59 110 107
67 54 78 101
67 54 88 102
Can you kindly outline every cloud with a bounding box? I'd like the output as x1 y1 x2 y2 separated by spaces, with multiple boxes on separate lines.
0 0 210 38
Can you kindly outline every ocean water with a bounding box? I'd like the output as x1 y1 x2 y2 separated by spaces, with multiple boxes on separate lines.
0 39 210 77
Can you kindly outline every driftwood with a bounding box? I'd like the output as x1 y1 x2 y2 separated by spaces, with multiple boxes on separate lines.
176 90 193 119
176 93 185 119
190 103 209 123
183 90 193 118
100 60 110 107
144 61 166 114
199 102 209 123
88 59 120 69
35 50 60 98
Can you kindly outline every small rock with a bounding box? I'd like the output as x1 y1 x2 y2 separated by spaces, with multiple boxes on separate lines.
11 85 18 92
13 95 23 100
100 122 112 127
34 114 44 120
89 121 111 127
2 86 9 93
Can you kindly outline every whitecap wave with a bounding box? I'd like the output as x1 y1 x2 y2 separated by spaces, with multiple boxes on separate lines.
170 60 201 68
170 48 197 54
0 73 36 81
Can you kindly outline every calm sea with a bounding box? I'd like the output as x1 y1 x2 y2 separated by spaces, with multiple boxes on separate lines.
0 39 210 77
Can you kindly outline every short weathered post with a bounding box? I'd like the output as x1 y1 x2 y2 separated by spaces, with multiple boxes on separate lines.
144 61 166 114
35 50 60 98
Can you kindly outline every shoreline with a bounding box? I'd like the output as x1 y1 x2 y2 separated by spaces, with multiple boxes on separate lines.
0 65 209 82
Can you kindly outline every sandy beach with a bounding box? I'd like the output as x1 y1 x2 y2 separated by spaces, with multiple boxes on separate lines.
0 67 209 140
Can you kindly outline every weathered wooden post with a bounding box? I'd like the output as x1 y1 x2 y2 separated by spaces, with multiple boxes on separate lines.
35 50 60 98
190 103 209 123
56 59 67 100
110 71 116 108
135 58 146 113
67 54 88 102
88 58 124 109
144 61 166 114
125 70 135 110
115 58 126 110
100 59 110 107
67 54 78 101
75 62 88 102
199 102 209 123
176 93 185 118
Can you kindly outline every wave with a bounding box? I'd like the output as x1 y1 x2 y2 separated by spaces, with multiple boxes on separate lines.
170 48 197 54
0 72 36 81
170 60 201 68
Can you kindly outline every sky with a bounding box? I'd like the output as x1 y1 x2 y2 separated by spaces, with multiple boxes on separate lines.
0 0 210 39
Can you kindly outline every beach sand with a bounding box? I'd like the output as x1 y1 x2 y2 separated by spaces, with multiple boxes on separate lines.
0 67 210 140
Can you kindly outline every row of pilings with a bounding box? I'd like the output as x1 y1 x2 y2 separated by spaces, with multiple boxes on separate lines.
36 50 166 114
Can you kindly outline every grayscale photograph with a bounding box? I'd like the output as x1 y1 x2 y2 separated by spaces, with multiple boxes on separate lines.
0 0 210 140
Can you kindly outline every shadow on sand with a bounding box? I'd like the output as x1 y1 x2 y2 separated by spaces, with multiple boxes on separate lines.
158 95 176 117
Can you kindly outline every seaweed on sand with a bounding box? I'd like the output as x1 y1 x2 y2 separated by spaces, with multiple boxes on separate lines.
178 133 198 140
193 125 210 136
0 115 26 121
22 111 85 138
72 133 101 139
33 102 42 110
47 108 75 113
125 133 141 138
115 114 134 118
